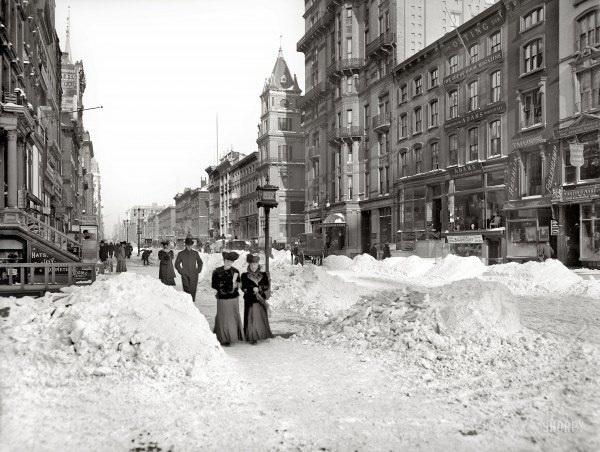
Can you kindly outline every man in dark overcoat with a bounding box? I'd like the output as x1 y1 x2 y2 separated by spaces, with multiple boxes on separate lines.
174 237 204 301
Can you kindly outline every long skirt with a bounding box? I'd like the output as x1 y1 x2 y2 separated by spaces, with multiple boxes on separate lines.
245 302 273 342
213 298 244 345
116 259 127 273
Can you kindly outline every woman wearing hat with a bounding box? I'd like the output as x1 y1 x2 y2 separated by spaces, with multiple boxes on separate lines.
211 251 244 346
241 254 273 344
158 241 176 286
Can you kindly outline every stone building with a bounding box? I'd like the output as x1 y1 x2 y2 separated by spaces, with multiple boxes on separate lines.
299 0 500 256
174 183 210 243
552 0 600 267
230 152 260 240
256 48 305 245
504 0 560 262
158 206 176 242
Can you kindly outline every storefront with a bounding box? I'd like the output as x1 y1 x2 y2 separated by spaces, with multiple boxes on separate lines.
447 162 506 264
322 212 347 255
554 115 600 267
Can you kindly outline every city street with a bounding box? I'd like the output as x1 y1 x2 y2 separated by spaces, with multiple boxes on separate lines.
2 253 598 451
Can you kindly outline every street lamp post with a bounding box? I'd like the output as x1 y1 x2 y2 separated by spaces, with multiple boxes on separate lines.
123 219 130 242
256 184 278 274
135 207 144 256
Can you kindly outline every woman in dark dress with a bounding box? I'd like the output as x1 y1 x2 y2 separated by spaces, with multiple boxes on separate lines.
158 241 176 286
241 254 273 344
212 251 244 346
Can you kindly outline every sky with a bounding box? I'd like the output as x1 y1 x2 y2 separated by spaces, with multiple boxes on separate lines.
54 0 305 235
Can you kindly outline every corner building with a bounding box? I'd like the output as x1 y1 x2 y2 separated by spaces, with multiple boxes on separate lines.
299 0 500 257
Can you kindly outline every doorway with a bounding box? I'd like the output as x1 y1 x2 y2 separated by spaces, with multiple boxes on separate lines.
361 210 371 253
564 204 580 267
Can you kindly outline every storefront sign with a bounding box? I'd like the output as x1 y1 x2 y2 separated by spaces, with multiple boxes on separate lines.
31 247 69 275
443 51 502 85
505 154 520 200
551 220 559 236
447 234 484 244
448 162 483 178
561 185 600 202
444 9 505 50
556 119 600 139
512 134 546 150
569 143 584 167
444 102 505 130
545 145 559 193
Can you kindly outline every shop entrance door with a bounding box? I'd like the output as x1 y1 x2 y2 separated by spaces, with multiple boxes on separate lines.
361 211 371 253
432 199 442 236
564 205 580 267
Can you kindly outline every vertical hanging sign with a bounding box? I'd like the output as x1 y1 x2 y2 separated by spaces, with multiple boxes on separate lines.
505 153 520 200
545 144 559 193
569 143 584 167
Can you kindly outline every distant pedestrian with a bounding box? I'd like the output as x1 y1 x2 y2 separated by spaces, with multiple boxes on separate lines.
174 237 203 301
99 240 109 262
116 242 127 273
382 243 391 259
212 251 244 346
158 241 176 286
108 242 114 259
125 243 133 259
241 253 273 344
141 249 152 266
537 242 554 262
369 244 378 260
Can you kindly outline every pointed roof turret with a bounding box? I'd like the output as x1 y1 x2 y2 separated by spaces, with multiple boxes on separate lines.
267 47 300 92
64 6 72 63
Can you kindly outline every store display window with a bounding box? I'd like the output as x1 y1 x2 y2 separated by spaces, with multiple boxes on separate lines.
582 200 600 260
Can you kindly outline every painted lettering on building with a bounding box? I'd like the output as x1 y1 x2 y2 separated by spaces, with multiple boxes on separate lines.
445 9 505 49
444 102 505 130
443 51 502 85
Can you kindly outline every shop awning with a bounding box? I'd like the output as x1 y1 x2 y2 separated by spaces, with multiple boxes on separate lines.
322 213 346 225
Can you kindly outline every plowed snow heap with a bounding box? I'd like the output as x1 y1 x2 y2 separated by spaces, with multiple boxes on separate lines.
0 274 224 383
301 279 523 374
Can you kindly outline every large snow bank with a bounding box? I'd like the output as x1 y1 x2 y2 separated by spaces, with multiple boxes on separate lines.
0 273 223 383
481 259 583 297
268 263 371 320
323 255 353 271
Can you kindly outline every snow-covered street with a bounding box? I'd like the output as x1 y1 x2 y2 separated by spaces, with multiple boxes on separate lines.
1 252 599 451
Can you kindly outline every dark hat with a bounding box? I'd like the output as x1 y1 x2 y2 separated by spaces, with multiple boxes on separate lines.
246 253 260 264
161 240 169 246
222 251 239 261
185 237 194 246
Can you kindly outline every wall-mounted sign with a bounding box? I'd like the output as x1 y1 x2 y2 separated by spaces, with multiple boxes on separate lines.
448 162 483 178
569 143 584 167
512 134 546 150
443 9 505 50
562 184 600 202
505 154 520 200
447 234 484 244
444 102 505 130
443 51 502 85
551 220 559 236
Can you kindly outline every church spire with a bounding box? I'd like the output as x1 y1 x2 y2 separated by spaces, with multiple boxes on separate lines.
65 6 72 62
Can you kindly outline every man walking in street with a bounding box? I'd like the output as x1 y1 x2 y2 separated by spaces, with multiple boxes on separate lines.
175 237 204 302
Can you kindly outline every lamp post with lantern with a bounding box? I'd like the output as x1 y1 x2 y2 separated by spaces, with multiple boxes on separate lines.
123 219 130 243
256 184 278 273
134 207 144 256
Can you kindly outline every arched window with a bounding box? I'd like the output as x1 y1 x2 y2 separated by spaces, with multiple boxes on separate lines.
448 54 459 74
430 142 440 170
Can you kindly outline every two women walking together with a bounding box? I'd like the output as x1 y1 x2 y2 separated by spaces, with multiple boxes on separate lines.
157 242 272 346
212 252 273 346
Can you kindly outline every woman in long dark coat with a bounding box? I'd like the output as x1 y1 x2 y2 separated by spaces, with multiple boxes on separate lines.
241 254 273 344
158 241 176 286
212 251 244 346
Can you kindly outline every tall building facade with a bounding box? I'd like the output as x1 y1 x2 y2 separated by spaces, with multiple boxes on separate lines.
257 49 305 245
158 206 176 242
174 183 210 243
230 152 260 240
300 0 501 256
552 0 600 267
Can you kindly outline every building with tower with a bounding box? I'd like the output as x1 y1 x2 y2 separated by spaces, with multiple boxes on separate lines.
256 48 305 246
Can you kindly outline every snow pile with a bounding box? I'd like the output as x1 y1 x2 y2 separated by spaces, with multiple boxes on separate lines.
425 254 487 284
350 254 379 273
269 263 370 320
298 279 531 378
382 255 436 279
323 255 353 271
0 273 224 383
481 259 583 296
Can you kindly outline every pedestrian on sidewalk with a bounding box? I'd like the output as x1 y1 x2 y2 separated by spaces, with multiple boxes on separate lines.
141 249 152 266
108 242 114 259
158 241 176 286
212 251 244 346
382 243 391 259
99 240 109 263
241 253 273 344
174 237 203 301
116 241 127 273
